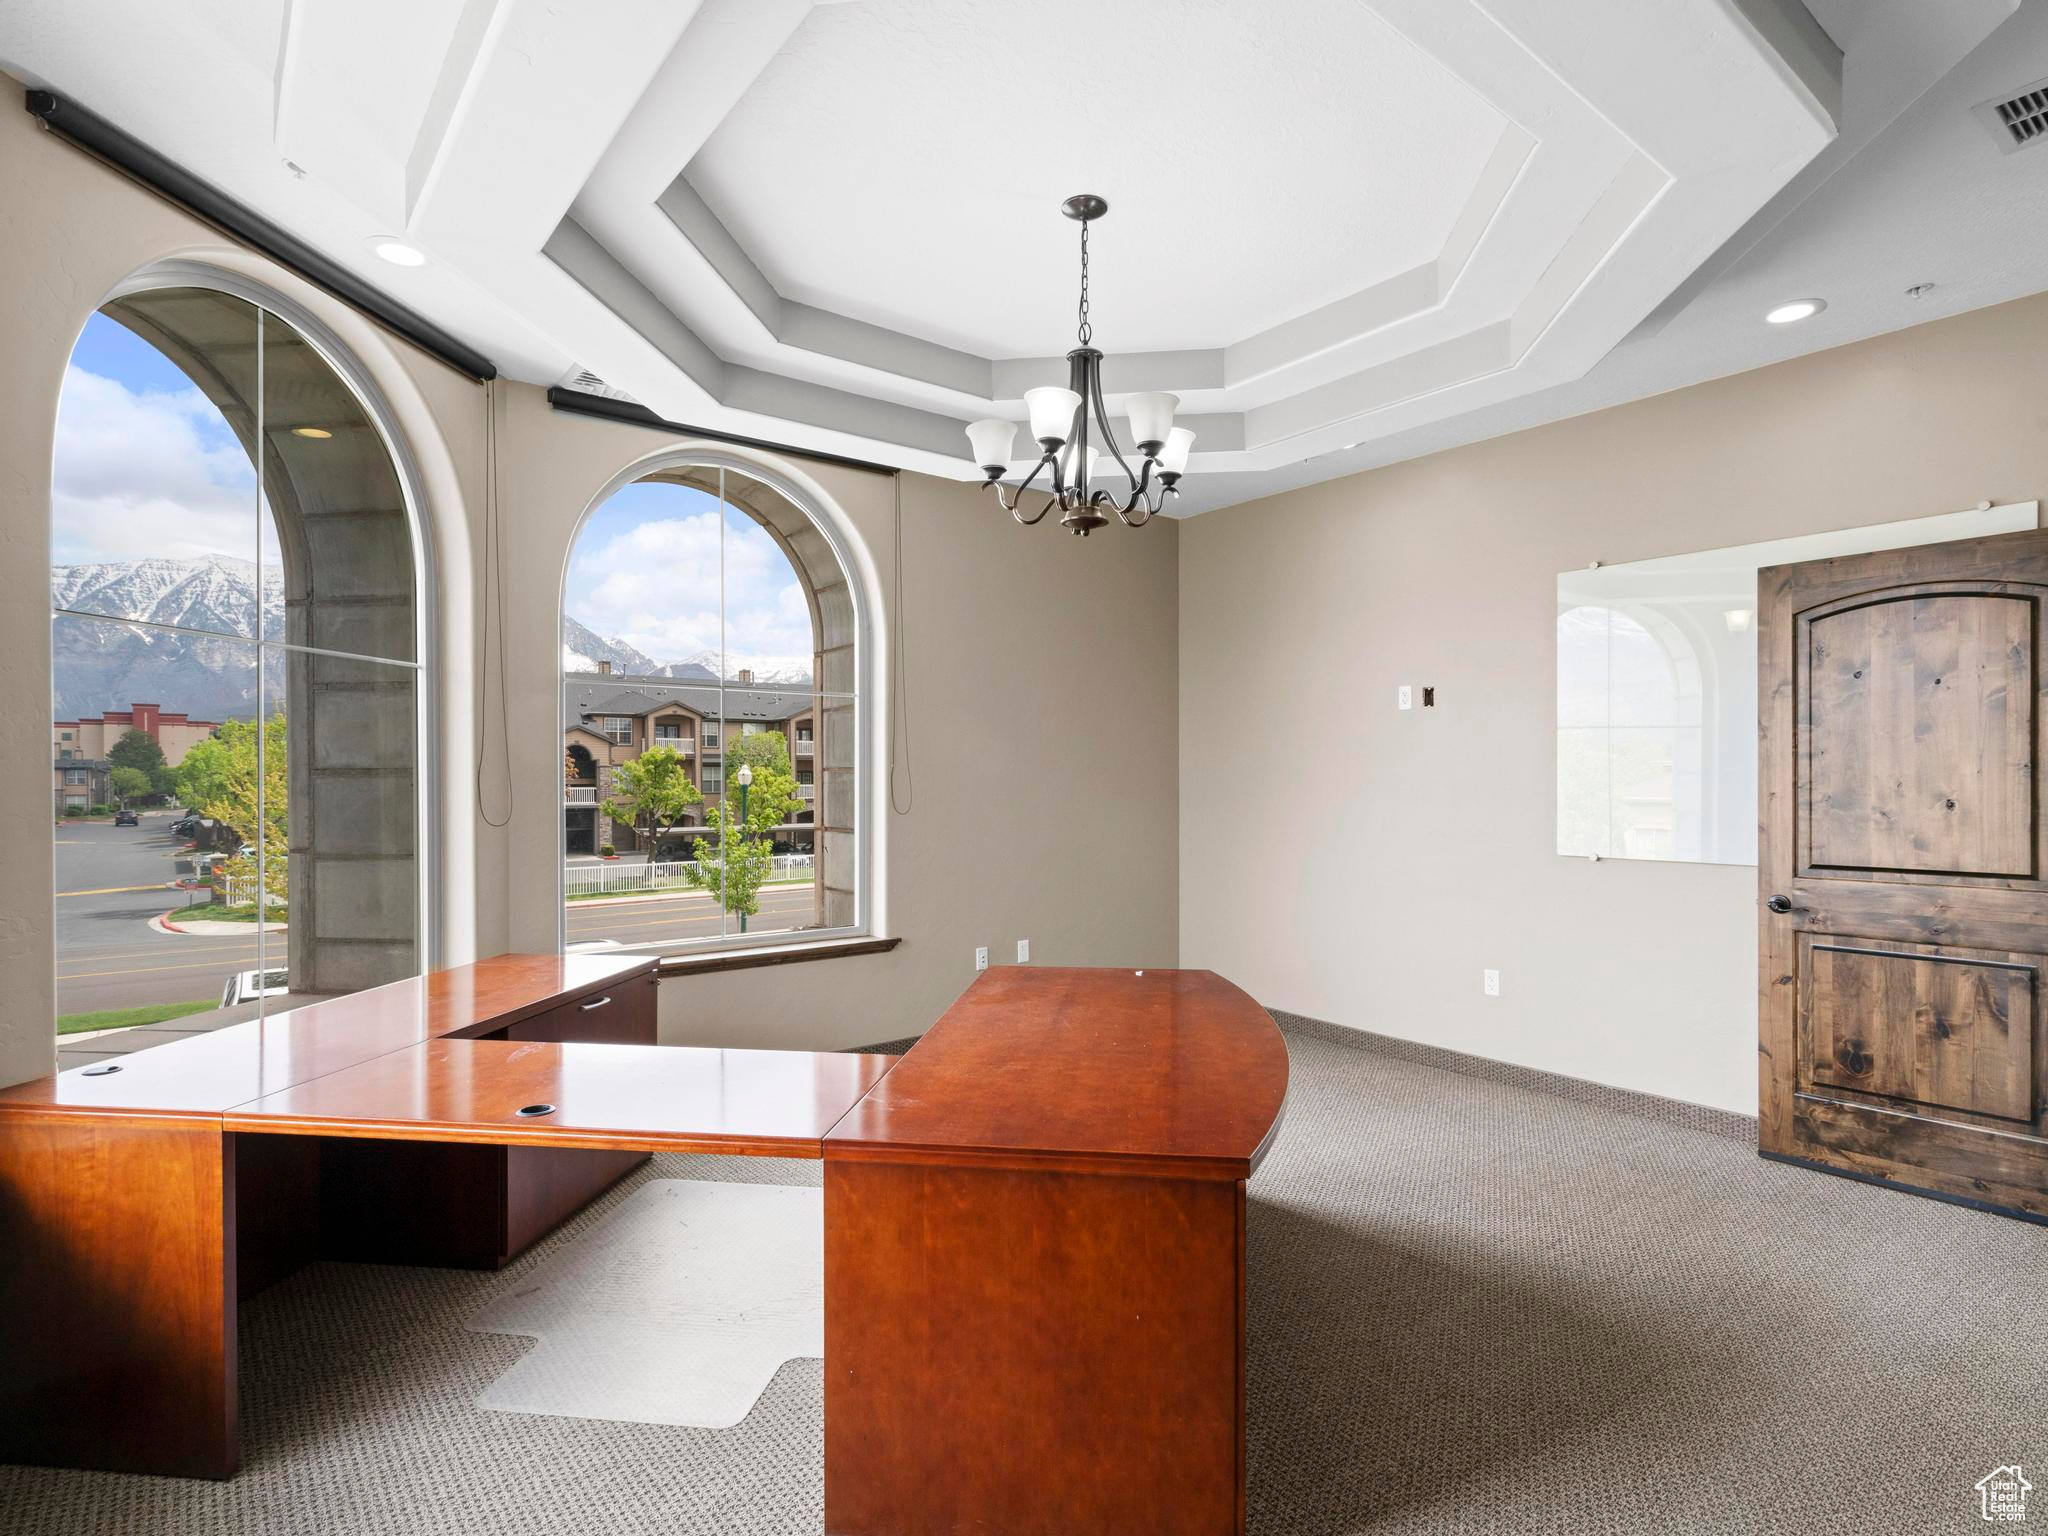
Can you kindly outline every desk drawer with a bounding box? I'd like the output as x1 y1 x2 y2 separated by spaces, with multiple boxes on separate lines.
506 974 657 1046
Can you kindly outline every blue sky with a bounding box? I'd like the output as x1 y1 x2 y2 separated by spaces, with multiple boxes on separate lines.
52 311 263 569
564 479 813 669
57 310 811 671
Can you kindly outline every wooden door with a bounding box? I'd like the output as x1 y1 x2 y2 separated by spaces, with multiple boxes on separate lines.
1759 528 2048 1220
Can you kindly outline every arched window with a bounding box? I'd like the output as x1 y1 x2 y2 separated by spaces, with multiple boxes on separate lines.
562 462 861 950
51 284 423 1049
1556 603 1705 860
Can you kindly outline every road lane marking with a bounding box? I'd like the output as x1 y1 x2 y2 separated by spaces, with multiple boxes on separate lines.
61 955 263 981
55 883 176 897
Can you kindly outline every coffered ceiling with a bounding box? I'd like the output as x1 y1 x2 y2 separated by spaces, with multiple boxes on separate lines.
0 0 2037 513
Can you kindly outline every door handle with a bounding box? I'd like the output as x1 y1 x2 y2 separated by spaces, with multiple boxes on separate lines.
1766 895 1794 915
579 995 612 1011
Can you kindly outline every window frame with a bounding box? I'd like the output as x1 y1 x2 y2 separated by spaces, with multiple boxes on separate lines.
85 262 438 971
557 451 872 959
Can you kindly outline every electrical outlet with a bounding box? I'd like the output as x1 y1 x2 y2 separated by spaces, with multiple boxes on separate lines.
1482 968 1501 997
1017 939 1030 963
1397 685 1413 710
975 946 989 972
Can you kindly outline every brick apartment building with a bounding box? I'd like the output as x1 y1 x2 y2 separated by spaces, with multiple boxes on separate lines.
52 701 222 816
563 664 817 856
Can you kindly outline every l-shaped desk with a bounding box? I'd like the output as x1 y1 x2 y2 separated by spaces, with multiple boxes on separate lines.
0 956 1289 1536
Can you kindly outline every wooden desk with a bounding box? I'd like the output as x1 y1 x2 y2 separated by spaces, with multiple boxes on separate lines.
0 962 1287 1536
823 967 1288 1536
228 1037 892 1159
0 953 673 1479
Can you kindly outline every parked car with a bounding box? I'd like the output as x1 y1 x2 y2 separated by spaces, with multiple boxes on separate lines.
112 809 139 827
220 968 288 1008
169 815 199 837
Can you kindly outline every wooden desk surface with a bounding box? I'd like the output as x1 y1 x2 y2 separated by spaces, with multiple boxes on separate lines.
224 1038 894 1158
0 953 652 1122
825 967 1289 1179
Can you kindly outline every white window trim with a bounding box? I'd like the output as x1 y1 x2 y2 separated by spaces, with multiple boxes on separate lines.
557 449 876 959
99 261 438 971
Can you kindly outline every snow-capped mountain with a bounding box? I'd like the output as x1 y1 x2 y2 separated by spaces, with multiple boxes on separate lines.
51 557 286 723
49 558 813 726
53 555 283 641
562 617 811 688
561 617 662 678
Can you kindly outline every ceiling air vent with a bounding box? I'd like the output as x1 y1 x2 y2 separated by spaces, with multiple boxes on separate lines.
556 367 640 405
1974 78 2048 153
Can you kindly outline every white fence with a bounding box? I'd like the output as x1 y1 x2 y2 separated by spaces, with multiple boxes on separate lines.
564 854 815 899
217 873 284 912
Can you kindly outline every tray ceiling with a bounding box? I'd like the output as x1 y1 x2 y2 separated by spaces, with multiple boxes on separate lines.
20 0 2012 512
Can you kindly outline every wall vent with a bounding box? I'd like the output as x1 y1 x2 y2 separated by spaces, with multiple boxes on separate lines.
556 367 640 405
1974 78 2048 153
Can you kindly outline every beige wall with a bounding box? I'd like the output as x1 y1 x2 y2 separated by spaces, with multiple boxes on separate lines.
1180 292 2048 1115
493 394 1180 1050
0 85 1179 1085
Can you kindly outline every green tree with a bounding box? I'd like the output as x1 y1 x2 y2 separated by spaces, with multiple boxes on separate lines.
174 716 288 910
682 730 805 926
598 744 703 855
109 766 153 806
107 727 172 799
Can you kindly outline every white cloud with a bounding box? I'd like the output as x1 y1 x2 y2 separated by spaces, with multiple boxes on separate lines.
51 366 262 566
567 508 816 665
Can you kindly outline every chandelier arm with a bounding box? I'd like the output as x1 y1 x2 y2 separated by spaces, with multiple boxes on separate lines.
1110 474 1167 527
1086 357 1143 494
989 454 1058 525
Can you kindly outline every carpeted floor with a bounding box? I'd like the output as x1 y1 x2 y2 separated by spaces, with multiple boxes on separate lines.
2 1027 2041 1534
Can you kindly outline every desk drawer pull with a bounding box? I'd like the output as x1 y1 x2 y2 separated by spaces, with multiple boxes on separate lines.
515 1103 557 1118
579 995 612 1012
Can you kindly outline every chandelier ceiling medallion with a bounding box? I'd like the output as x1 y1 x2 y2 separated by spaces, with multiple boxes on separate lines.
965 195 1194 536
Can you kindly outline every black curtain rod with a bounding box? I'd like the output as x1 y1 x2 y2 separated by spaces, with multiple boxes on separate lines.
26 89 497 382
546 387 900 477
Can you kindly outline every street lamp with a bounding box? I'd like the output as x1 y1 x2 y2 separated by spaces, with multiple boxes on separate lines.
733 763 753 934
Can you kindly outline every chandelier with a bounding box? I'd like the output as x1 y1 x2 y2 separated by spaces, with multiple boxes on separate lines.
964 194 1194 536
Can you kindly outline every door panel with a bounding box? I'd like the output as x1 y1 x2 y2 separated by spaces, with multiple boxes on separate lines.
1760 527 2048 1221
1798 936 2037 1123
1803 594 2034 877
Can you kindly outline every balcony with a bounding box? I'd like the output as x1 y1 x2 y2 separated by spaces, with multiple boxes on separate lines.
653 735 695 754
795 739 813 757
565 784 598 805
798 784 815 800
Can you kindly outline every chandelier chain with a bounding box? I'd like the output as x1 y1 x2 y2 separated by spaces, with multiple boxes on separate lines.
966 193 1188 533
1077 217 1092 346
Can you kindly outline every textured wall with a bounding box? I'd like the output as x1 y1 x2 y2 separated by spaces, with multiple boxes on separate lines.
1180 292 2048 1114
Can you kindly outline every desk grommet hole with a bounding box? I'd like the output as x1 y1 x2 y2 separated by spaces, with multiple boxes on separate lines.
81 1064 122 1077
515 1103 557 1118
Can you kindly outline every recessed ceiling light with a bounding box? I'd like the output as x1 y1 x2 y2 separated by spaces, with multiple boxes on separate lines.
368 237 426 267
291 427 333 440
1765 298 1825 324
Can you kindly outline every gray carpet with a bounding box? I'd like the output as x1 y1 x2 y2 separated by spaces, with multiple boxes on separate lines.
2 1029 2042 1534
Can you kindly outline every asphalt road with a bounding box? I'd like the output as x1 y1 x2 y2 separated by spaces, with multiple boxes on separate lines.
54 814 819 1019
55 811 261 1018
563 883 821 948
